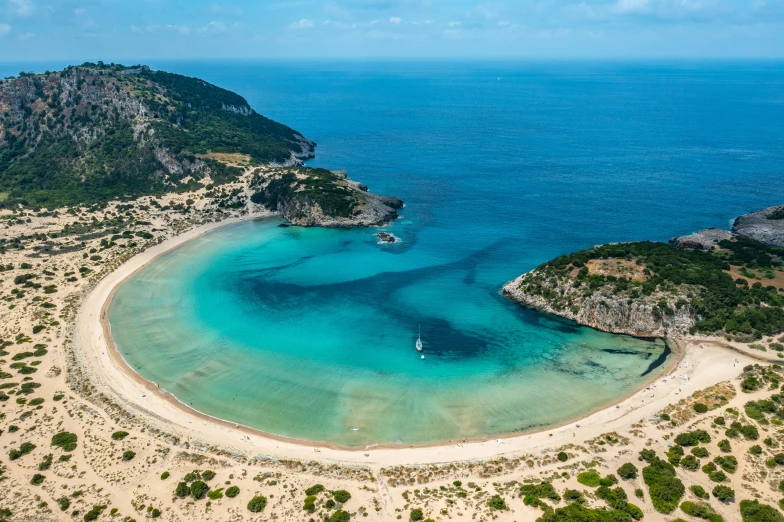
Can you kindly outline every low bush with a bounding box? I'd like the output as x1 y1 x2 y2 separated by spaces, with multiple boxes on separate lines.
739 500 784 522
30 473 45 485
680 501 722 522
201 470 216 481
51 431 77 451
305 484 325 496
111 431 129 440
642 453 685 513
693 403 709 414
519 482 561 501
557 451 569 462
332 490 351 503
674 430 711 446
247 495 267 513
225 486 240 498
160 471 169 480
190 481 208 500
487 495 507 510
690 485 709 499
618 463 639 480
121 450 135 461
712 485 735 502
576 470 601 487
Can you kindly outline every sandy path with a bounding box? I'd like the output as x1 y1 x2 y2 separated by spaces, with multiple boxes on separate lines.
73 218 756 468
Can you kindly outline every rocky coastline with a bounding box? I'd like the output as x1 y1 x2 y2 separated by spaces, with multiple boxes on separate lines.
503 204 784 339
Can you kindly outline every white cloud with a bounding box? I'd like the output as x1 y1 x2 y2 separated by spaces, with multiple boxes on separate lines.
448 21 461 27
166 24 190 35
9 0 34 17
0 23 10 37
198 21 228 34
389 16 402 24
18 31 33 39
289 18 314 29
210 3 242 16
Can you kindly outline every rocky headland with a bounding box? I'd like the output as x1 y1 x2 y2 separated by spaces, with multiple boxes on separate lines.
503 206 784 341
733 204 784 248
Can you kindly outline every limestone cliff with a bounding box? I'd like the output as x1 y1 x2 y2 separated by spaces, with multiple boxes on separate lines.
733 205 784 248
502 272 696 337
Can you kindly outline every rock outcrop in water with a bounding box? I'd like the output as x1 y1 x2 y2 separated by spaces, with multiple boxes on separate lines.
733 204 784 248
669 228 733 251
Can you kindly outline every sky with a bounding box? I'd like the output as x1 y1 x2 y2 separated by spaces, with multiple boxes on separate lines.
0 0 783 61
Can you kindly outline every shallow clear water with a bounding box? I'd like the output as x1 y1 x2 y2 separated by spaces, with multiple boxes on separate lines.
108 61 784 446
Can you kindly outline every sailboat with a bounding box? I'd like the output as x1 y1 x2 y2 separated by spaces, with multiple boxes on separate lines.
416 325 423 352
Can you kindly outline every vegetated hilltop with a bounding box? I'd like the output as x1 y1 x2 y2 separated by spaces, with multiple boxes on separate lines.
503 210 784 340
0 62 401 226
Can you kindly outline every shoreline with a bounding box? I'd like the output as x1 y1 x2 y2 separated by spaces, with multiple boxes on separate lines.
75 214 751 465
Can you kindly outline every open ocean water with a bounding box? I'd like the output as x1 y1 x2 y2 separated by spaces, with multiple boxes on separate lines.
83 60 784 445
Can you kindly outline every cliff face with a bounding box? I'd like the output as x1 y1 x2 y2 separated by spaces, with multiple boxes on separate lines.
733 205 784 248
503 274 696 337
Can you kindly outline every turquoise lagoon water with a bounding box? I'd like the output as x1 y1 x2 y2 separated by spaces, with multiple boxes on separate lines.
105 61 784 446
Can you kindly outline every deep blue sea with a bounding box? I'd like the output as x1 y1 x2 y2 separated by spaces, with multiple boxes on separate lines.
14 60 780 446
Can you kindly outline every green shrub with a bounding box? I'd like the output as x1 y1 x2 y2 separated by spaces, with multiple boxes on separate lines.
111 431 129 440
328 510 351 522
51 431 77 451
642 454 685 513
674 430 711 446
57 497 71 511
247 495 267 513
693 403 708 414
690 485 709 499
712 485 735 502
332 490 351 503
519 482 561 501
563 489 585 504
739 499 784 522
9 442 36 460
708 471 727 482
201 470 216 481
121 450 135 461
750 445 763 455
304 495 317 513
681 455 700 471
576 470 601 487
618 463 638 480
487 495 507 510
680 501 722 522
83 505 106 522
717 439 732 453
190 481 208 499
714 455 737 473
557 451 568 462
692 447 710 458
207 488 223 500
175 482 189 498
225 486 240 498
30 473 45 485
305 484 325 496
160 471 169 480
410 508 424 521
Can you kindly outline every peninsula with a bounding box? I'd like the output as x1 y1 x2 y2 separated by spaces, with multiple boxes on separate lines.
0 63 401 227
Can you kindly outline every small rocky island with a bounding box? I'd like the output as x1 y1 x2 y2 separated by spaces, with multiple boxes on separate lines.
503 205 784 340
